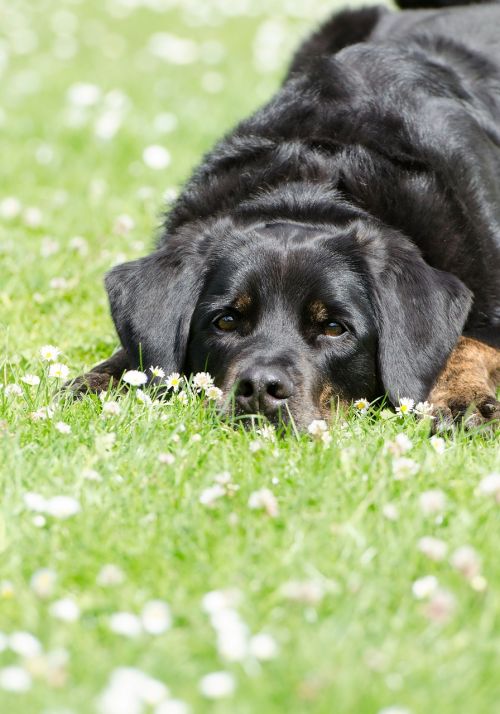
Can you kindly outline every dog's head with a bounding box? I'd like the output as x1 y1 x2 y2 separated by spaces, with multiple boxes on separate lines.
105 217 471 428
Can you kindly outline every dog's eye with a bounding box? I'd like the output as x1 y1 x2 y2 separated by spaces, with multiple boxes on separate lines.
324 321 346 337
215 314 238 331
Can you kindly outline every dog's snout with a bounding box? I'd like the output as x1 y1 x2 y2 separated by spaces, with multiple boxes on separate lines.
236 367 293 416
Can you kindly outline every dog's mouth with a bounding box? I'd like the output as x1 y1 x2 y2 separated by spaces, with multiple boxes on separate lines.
215 387 326 431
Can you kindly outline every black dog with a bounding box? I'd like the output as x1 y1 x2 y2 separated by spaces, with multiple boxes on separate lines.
75 0 500 429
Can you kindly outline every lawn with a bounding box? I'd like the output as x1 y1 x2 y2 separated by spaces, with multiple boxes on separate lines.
0 1 499 713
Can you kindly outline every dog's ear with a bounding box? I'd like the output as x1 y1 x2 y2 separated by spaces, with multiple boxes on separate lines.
364 234 473 404
104 246 203 374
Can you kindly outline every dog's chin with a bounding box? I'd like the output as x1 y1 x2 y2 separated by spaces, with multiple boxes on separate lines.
216 394 324 432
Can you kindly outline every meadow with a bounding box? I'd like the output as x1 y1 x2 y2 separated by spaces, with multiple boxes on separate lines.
0 0 499 712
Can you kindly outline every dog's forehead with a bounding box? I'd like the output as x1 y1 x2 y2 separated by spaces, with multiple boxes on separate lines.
211 222 353 273
202 222 372 308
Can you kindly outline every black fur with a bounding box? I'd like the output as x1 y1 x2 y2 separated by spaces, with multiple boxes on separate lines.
98 0 500 427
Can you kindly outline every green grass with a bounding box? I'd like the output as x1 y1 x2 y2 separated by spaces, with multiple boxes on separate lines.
0 1 499 713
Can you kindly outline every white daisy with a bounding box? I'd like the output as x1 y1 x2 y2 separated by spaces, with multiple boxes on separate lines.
49 276 69 291
392 457 419 480
158 452 175 465
414 400 434 416
418 536 448 562
55 421 71 434
149 365 165 379
113 214 135 235
206 385 223 400
67 82 101 106
99 667 169 714
49 597 80 622
148 33 199 65
109 612 142 638
248 488 279 517
385 433 413 456
4 384 23 397
0 666 32 692
40 238 60 257
82 468 102 481
199 485 226 507
249 633 278 660
136 389 152 405
199 671 235 699
477 472 500 502
307 419 328 438
122 370 147 386
412 575 438 600
419 489 446 516
40 344 61 362
0 196 22 220
21 374 40 386
30 406 54 420
201 589 242 614
470 575 488 592
30 568 57 598
450 545 481 580
353 398 370 414
97 564 125 587
141 600 172 635
279 580 325 605
165 372 182 391
192 371 214 391
69 236 88 255
143 145 171 170
23 206 43 228
216 617 249 662
24 492 47 512
395 397 415 417
102 401 121 416
249 439 263 453
9 632 42 658
423 588 456 623
48 363 69 380
430 435 446 454
45 495 81 519
382 503 399 521
256 424 276 441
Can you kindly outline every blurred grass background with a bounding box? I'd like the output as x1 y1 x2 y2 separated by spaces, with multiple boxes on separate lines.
1 2 499 714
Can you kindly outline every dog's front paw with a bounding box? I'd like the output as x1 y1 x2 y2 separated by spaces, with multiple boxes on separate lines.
65 371 119 397
430 394 500 434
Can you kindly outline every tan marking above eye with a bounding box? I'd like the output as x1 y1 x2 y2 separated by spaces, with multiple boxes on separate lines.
233 294 252 312
216 314 238 331
309 300 329 322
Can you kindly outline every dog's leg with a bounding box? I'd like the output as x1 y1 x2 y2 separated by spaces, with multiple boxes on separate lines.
67 348 131 396
428 337 500 430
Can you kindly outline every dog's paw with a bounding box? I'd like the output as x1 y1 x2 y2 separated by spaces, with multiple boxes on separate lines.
430 395 500 434
64 371 118 398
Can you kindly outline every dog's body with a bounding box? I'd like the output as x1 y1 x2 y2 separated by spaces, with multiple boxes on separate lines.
77 0 500 429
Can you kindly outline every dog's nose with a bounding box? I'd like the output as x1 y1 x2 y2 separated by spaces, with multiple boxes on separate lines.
236 368 293 416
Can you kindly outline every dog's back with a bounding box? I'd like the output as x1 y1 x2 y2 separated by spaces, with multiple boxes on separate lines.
373 3 500 65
